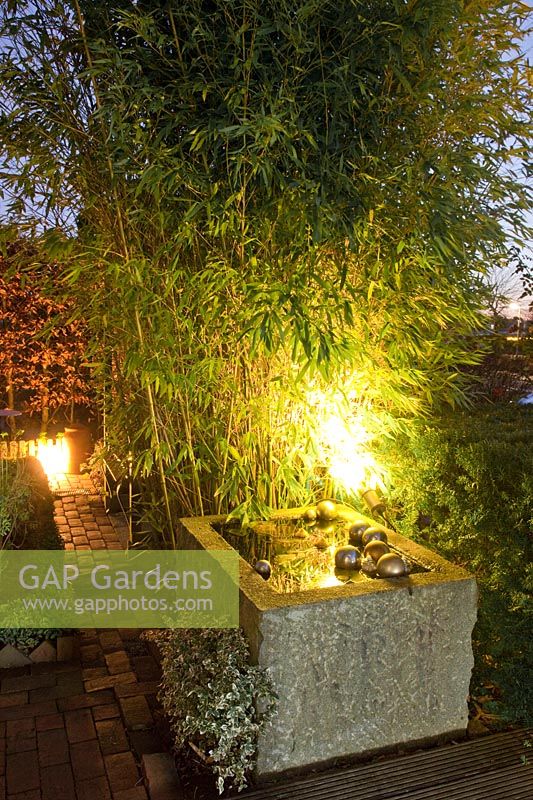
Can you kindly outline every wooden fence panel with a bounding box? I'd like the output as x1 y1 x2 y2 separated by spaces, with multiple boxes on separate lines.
1 438 44 460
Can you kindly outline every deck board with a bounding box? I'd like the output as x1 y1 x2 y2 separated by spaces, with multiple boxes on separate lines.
239 729 533 800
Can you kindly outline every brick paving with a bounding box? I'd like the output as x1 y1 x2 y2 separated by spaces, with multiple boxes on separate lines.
0 474 181 800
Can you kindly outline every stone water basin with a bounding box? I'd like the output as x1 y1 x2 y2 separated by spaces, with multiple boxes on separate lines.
176 506 477 780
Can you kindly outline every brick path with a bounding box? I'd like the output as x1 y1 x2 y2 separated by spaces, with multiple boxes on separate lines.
0 475 183 800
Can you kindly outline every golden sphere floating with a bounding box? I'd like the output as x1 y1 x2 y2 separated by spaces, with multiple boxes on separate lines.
316 499 338 521
334 545 362 571
303 507 317 523
361 527 388 547
364 540 390 562
254 560 272 580
376 553 407 578
348 521 369 547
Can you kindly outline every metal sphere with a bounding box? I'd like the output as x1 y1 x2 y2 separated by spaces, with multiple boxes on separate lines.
376 553 407 578
316 500 338 521
348 522 369 547
334 545 361 571
303 507 318 523
361 527 388 547
254 560 272 580
364 540 390 562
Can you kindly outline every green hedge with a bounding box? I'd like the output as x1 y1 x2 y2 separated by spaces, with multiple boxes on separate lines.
0 627 64 654
378 404 532 726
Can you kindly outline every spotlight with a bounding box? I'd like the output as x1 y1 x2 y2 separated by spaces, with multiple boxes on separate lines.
361 488 386 515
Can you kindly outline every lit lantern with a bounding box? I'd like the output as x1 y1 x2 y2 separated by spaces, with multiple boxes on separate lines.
36 434 70 479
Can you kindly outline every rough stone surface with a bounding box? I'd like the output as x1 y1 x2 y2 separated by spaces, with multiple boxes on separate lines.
40 762 76 800
1 469 152 798
1 674 55 694
6 750 40 793
28 641 57 664
96 719 129 755
65 708 96 743
178 510 478 778
112 788 148 800
84 672 137 692
0 692 28 709
0 648 32 669
37 728 70 767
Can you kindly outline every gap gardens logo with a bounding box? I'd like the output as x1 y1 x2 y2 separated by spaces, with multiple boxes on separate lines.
0 550 239 628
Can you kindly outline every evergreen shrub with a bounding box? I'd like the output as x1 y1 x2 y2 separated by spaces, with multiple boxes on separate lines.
379 404 532 725
0 627 64 654
146 627 277 794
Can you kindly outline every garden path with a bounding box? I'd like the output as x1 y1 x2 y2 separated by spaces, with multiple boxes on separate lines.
0 474 183 800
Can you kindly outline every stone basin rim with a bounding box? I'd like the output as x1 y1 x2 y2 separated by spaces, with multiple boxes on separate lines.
178 506 474 613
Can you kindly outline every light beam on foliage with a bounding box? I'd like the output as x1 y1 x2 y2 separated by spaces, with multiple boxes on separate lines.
308 389 387 497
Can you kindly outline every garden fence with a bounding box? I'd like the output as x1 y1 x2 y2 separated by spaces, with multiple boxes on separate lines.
0 438 55 459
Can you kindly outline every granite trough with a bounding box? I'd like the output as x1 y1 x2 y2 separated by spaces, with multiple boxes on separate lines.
176 507 477 780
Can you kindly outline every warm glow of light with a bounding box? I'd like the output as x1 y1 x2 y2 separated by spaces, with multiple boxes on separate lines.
37 435 70 478
307 388 387 496
316 573 344 588
323 414 385 494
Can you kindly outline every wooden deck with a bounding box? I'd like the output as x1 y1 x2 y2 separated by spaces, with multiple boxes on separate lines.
238 729 532 800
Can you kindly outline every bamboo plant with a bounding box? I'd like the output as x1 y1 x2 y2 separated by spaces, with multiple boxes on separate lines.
0 1 530 543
